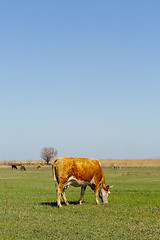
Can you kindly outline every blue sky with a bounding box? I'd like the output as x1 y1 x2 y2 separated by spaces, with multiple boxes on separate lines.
0 1 160 160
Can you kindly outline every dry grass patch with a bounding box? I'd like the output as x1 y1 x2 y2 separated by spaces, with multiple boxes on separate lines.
100 158 160 167
0 160 46 167
1 158 160 168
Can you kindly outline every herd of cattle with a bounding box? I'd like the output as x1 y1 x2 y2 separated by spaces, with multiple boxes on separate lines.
11 157 118 207
11 164 42 170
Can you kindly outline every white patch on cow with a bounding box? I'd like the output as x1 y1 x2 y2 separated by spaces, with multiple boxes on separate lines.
89 176 95 185
66 176 95 188
97 160 102 166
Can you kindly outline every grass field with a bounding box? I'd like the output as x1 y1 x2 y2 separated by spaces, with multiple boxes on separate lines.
0 166 160 240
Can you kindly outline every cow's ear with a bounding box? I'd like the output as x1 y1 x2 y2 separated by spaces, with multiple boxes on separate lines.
105 185 110 190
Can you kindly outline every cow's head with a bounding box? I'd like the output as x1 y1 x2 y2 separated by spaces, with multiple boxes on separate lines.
98 185 113 204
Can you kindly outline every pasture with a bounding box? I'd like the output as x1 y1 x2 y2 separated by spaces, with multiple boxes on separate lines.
0 166 160 239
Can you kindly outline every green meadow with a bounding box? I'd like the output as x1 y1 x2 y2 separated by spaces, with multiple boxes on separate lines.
0 166 159 240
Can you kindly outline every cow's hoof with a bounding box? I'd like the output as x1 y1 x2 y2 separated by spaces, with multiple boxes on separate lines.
58 205 63 208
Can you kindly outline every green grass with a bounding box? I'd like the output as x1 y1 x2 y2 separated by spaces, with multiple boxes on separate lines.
0 166 160 240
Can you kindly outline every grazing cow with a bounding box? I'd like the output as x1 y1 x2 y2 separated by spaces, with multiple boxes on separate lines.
52 156 113 208
113 164 121 169
12 165 17 169
20 165 26 171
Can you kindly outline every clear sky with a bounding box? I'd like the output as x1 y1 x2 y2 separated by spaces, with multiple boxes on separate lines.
0 1 160 161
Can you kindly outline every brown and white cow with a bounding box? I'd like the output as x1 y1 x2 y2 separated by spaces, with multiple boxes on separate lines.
52 156 113 208
20 165 26 171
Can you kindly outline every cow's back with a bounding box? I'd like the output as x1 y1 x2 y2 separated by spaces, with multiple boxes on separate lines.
54 156 103 183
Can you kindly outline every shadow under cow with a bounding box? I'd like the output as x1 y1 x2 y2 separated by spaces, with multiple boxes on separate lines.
40 201 80 207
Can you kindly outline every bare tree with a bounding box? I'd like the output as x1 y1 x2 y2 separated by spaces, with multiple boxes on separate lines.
40 147 57 165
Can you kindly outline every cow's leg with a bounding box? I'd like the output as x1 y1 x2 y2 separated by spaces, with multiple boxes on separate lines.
61 188 69 206
56 184 65 208
79 186 86 205
94 186 100 205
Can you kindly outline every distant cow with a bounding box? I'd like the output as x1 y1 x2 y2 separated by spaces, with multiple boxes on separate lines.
20 165 26 171
52 156 113 208
37 164 42 169
12 165 17 169
113 164 121 169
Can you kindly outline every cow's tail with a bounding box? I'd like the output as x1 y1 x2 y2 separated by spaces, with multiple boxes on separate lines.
52 158 58 187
